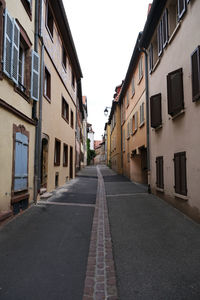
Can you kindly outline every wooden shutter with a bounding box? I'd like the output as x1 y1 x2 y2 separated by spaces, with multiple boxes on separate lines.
3 9 13 78
11 20 20 84
162 9 168 48
156 156 164 189
157 21 163 57
191 46 200 102
14 132 28 191
167 68 184 116
174 152 187 195
135 111 138 130
31 50 40 101
178 0 186 20
150 93 162 128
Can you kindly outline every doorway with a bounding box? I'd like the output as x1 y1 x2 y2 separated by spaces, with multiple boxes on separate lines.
70 146 73 179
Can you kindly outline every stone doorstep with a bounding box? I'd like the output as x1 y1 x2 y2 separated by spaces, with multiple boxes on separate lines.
0 210 13 222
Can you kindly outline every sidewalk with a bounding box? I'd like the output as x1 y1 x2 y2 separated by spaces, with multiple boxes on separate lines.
100 165 200 300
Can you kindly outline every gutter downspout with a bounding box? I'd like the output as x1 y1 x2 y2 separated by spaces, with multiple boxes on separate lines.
140 47 151 193
120 102 123 174
33 0 44 203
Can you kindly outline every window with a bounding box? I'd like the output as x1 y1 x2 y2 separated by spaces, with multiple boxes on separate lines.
31 50 40 101
150 93 162 128
70 110 74 128
132 112 138 133
21 0 32 19
122 128 125 151
168 0 178 37
178 0 186 20
127 122 130 139
72 71 75 88
63 144 68 167
174 152 187 195
167 68 184 116
54 139 61 166
62 97 69 122
126 92 129 107
0 0 5 79
46 1 53 38
162 9 169 48
138 57 143 81
157 21 163 56
140 103 145 125
62 45 67 69
18 44 25 91
191 46 200 102
149 44 153 73
44 67 51 100
156 156 164 189
131 76 135 95
13 125 29 192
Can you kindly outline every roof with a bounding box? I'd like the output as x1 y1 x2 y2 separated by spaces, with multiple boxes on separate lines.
118 32 142 105
50 0 83 79
139 0 167 49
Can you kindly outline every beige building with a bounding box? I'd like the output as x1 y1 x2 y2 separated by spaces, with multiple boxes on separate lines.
140 0 200 217
0 0 38 218
109 84 123 174
119 34 148 183
39 0 83 192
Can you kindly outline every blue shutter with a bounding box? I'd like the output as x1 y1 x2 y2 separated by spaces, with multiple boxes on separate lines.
3 9 13 78
31 50 40 101
11 20 20 84
14 133 28 191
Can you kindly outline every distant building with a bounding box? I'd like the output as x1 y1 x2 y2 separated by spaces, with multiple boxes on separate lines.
87 123 94 150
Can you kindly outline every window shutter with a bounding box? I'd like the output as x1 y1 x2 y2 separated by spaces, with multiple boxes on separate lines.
11 20 20 84
191 46 200 102
180 152 187 195
3 9 13 78
14 133 28 191
31 50 40 101
135 111 138 130
167 68 184 116
174 153 181 194
162 9 168 48
157 21 163 57
178 0 186 20
132 76 135 95
150 93 162 128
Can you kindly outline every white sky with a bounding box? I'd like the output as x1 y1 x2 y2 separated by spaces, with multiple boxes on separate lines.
63 0 151 140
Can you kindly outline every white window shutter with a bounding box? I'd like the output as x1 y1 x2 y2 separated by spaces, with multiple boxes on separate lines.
3 9 13 78
31 50 40 101
11 20 20 84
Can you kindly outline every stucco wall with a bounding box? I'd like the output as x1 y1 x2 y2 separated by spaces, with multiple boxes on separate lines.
149 0 200 208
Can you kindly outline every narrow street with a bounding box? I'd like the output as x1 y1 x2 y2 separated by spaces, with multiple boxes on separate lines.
1 165 200 300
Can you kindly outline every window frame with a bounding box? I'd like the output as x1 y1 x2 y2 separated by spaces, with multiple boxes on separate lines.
54 138 61 166
46 1 54 39
0 0 5 80
156 156 164 189
63 143 68 167
62 96 69 123
20 0 32 20
62 44 67 70
138 57 143 81
44 66 51 101
139 102 145 125
174 151 187 196
150 93 162 129
191 46 200 102
178 0 187 20
70 109 74 129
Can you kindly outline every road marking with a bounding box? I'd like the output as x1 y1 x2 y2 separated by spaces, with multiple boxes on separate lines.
36 201 95 208
107 192 148 197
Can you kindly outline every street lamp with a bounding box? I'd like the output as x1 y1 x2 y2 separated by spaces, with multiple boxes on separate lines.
104 106 111 117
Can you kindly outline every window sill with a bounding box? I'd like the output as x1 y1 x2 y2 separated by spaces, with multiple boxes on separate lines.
131 129 137 136
127 136 130 140
45 25 54 42
152 58 160 73
62 115 69 124
139 121 145 128
171 109 185 120
174 193 188 201
63 164 68 167
156 187 164 193
15 86 30 102
131 91 135 99
44 94 51 103
54 163 60 167
137 75 143 85
168 22 181 45
154 124 162 131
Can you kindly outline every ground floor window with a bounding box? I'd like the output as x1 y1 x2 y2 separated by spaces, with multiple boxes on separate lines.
156 156 164 189
174 152 187 195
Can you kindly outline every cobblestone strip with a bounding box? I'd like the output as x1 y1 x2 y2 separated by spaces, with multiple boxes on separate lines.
83 166 118 300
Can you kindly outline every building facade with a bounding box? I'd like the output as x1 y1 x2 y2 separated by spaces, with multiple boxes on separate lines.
39 0 83 191
140 0 200 215
0 0 38 217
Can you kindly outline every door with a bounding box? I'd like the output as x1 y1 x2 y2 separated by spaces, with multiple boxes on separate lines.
70 146 73 179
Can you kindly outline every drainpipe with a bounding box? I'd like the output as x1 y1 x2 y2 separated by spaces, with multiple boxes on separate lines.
139 47 151 193
33 0 44 202
120 102 123 174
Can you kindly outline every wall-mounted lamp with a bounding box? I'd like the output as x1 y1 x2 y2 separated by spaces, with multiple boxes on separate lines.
104 106 111 117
